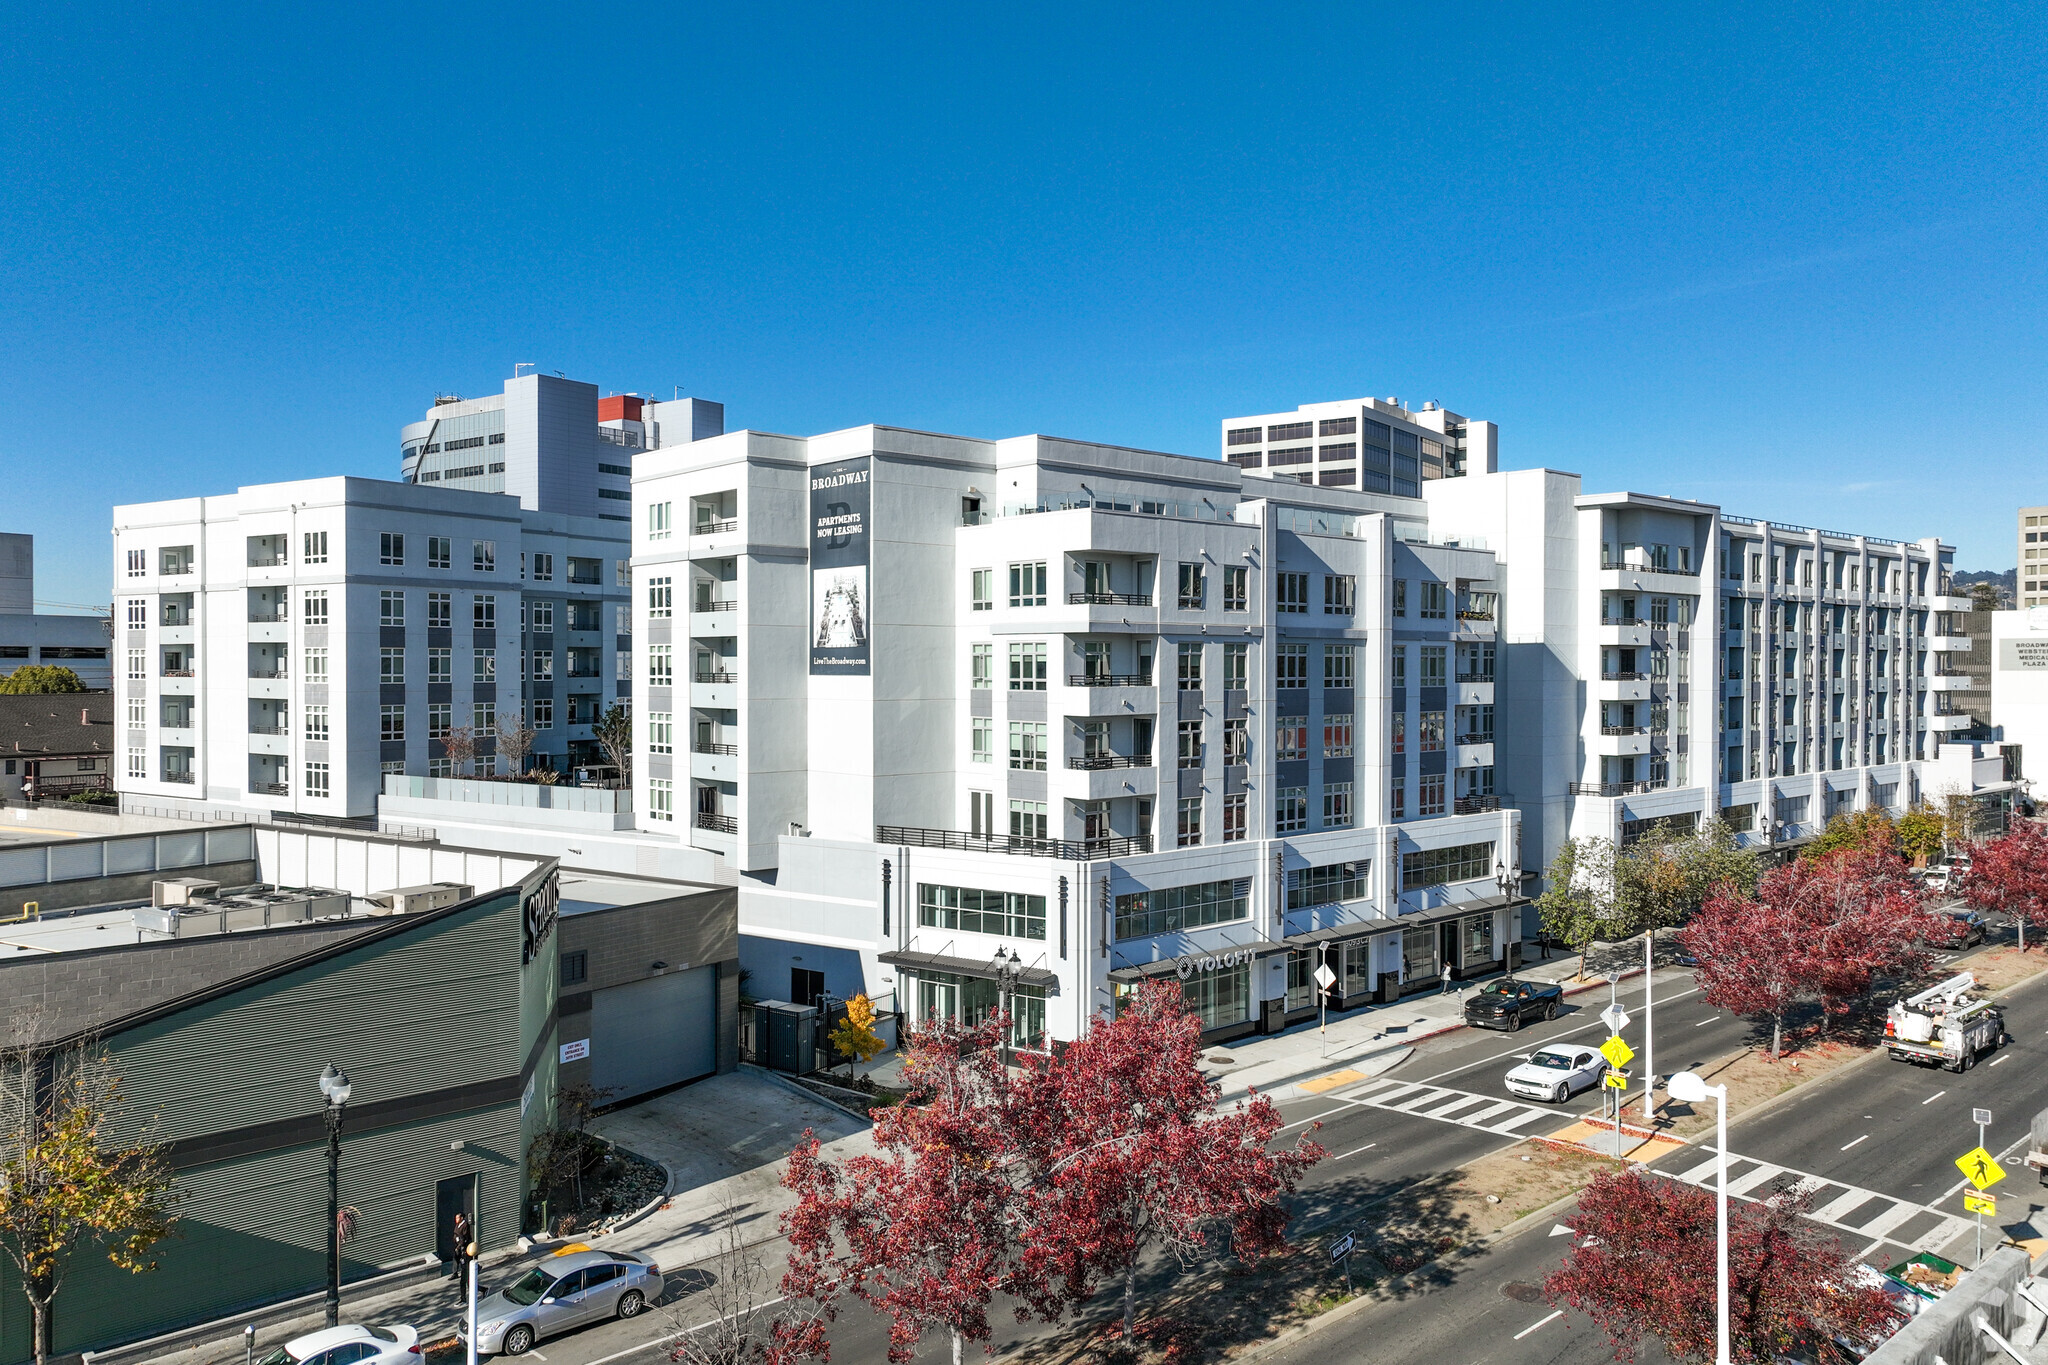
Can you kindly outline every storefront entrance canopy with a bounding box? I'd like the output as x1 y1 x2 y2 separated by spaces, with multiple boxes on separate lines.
1392 893 1525 927
877 948 1060 991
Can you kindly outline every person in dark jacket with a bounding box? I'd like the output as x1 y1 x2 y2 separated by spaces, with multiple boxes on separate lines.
450 1210 473 1283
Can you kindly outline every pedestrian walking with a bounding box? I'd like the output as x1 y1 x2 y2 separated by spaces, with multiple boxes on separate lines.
1440 963 1455 995
449 1210 472 1282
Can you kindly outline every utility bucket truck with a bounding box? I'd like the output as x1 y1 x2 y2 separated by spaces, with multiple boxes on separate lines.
1885 973 2005 1072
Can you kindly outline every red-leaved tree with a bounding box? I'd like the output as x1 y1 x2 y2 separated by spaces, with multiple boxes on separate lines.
1681 845 1937 1057
1546 1169 1904 1363
773 1014 1036 1365
1011 982 1325 1340
1960 820 2048 951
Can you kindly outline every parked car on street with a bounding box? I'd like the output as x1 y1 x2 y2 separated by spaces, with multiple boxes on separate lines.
461 1249 662 1356
1463 978 1565 1032
255 1325 420 1365
1923 909 1988 948
1504 1043 1605 1103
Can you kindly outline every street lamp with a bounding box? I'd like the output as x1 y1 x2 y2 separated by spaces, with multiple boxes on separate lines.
1495 861 1520 965
1668 1070 1729 1365
991 946 1024 1066
318 1063 352 1328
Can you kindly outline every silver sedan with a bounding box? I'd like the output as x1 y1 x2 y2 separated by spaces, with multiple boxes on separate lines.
460 1250 662 1356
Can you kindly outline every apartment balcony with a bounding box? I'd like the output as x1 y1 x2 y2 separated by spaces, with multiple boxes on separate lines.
693 741 738 756
1929 635 1972 652
1926 672 1976 691
248 731 290 756
1931 594 1975 613
1068 754 1153 770
1454 679 1495 707
161 770 196 784
1927 712 1974 732
1067 592 1152 607
690 749 737 782
1598 623 1651 647
693 518 740 538
1596 672 1651 702
876 825 1153 860
694 811 737 834
1069 673 1153 688
1455 740 1495 768
1600 670 1650 681
1593 727 1650 757
1453 795 1502 814
1599 559 1697 579
249 723 287 735
247 610 287 624
1569 779 1669 798
690 672 739 709
251 781 289 797
161 563 195 577
247 554 287 569
157 624 195 646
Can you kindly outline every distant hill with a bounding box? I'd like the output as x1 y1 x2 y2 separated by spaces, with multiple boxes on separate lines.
1953 567 2016 608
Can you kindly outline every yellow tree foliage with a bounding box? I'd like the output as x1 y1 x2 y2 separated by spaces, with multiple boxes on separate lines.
829 993 888 1075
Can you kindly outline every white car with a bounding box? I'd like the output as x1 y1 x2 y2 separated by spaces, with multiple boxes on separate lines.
1505 1044 1605 1104
255 1325 420 1365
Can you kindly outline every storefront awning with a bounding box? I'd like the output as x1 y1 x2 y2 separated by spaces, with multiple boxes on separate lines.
1280 919 1395 949
876 948 1061 991
1391 894 1526 927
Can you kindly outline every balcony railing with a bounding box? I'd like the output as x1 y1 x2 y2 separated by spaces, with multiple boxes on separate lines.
247 612 286 623
161 564 195 576
249 724 287 736
161 771 195 784
1600 559 1695 576
1600 671 1650 681
694 518 739 536
694 669 737 684
693 599 738 613
1455 610 1495 621
1599 725 1647 736
1456 733 1496 746
877 825 1154 860
1453 795 1501 813
567 666 602 678
252 782 289 796
693 741 739 756
1568 780 1669 797
695 811 737 834
1601 616 1648 626
1068 591 1152 607
1067 755 1152 770
1068 673 1152 687
249 667 287 679
1455 672 1495 684
247 555 287 568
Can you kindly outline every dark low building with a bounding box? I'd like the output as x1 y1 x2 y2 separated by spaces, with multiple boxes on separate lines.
554 875 738 1104
0 827 561 1365
0 691 115 800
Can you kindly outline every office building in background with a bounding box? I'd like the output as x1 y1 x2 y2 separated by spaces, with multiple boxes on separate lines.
0 532 112 688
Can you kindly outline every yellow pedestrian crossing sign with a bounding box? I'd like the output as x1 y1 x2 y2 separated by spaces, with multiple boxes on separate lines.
1600 1036 1635 1069
1964 1192 1997 1216
1956 1146 2006 1190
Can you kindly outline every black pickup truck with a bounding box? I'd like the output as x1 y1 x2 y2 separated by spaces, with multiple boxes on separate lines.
1463 977 1566 1032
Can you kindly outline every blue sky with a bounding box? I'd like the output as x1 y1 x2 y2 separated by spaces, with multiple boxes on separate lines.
4 2 2043 610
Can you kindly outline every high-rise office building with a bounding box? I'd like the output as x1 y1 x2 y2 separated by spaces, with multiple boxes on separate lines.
2017 505 2048 608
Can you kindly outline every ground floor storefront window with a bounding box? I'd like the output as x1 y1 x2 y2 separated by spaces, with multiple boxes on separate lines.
1461 912 1495 966
1401 924 1435 982
913 970 1049 1050
1116 963 1252 1032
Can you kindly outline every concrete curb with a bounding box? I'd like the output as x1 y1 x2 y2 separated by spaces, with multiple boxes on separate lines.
595 1158 676 1242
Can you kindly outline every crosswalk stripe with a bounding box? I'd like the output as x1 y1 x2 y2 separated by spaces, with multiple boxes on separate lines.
1492 1109 1555 1132
1813 1189 1876 1224
1674 1156 1722 1183
1645 1152 1966 1255
1727 1164 1789 1197
1460 1101 1523 1126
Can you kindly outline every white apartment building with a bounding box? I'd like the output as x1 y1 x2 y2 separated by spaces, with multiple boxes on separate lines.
401 374 723 519
111 477 631 819
631 425 1525 1045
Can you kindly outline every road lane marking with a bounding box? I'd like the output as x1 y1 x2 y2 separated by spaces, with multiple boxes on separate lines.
1277 1104 1352 1134
1923 1091 1946 1105
1514 1310 1564 1340
1335 1142 1378 1160
1842 1135 1869 1151
1991 1055 2010 1067
1695 1016 1720 1026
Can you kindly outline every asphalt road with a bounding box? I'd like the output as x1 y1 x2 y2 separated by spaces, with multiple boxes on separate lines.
459 929 2040 1365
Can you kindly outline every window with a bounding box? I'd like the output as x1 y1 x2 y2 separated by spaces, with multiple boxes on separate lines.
1323 713 1353 758
1419 710 1445 752
305 704 329 740
559 950 589 987
127 697 145 727
305 762 330 797
971 569 992 611
1008 641 1047 690
428 536 451 570
1009 800 1048 840
1323 782 1353 828
1457 642 1494 681
1418 772 1446 816
1226 426 1262 446
1114 878 1248 938
473 595 496 629
530 552 554 582
971 643 992 689
1223 565 1248 611
419 591 447 629
304 590 328 625
530 649 553 680
1178 719 1204 768
1419 645 1447 686
380 590 405 626
1277 644 1308 688
971 717 993 763
1324 575 1355 615
473 540 496 573
641 576 672 620
380 646 405 682
420 646 448 683
1178 642 1203 690
1401 841 1494 890
1277 572 1308 613
1393 580 1407 617
1323 645 1354 690
1419 581 1447 619
1277 715 1306 761
474 701 495 732
1223 793 1247 842
1276 786 1308 833
381 705 405 741
1224 642 1247 690
1177 563 1206 610
649 778 674 822
1288 861 1368 911
648 502 672 540
1392 712 1406 754
1392 647 1407 687
1391 774 1405 819
380 532 404 566
1177 797 1203 847
919 884 1047 940
427 703 451 738
125 599 146 628
126 549 145 578
126 648 144 680
649 645 672 684
127 749 146 778
1008 562 1047 607
302 531 328 565
1009 721 1047 770
304 647 328 680
470 647 495 684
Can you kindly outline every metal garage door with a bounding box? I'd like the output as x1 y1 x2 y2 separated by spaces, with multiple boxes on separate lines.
590 966 717 1102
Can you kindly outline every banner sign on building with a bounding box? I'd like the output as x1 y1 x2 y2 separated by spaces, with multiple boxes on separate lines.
1999 638 2048 670
810 457 872 676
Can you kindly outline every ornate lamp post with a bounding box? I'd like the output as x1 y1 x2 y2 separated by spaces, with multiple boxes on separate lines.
318 1063 352 1327
991 946 1024 1066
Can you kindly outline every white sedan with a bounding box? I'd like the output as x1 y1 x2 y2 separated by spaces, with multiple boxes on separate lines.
1505 1044 1605 1104
254 1326 420 1365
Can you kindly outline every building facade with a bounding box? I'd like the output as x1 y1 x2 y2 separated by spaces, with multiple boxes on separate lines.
1218 396 1500 489
0 532 113 688
2019 506 2048 609
400 374 723 519
111 478 631 819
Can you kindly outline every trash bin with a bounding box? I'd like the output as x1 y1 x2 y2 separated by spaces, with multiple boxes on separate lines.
754 1000 819 1074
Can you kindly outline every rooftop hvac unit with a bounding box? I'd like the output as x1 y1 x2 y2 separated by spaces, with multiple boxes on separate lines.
152 877 220 907
367 883 474 917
